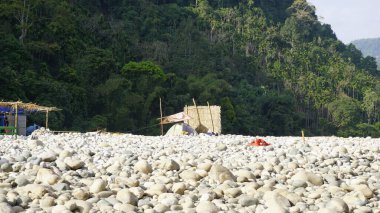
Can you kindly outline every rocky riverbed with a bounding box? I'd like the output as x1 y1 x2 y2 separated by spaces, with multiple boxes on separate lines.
0 130 380 213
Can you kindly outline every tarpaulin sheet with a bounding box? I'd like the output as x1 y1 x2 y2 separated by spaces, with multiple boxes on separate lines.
160 112 191 124
0 107 25 114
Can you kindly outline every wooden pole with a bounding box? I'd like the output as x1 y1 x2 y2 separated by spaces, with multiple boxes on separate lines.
192 98 202 125
45 110 49 129
159 98 163 136
15 104 18 135
301 130 305 143
185 105 189 126
207 101 215 132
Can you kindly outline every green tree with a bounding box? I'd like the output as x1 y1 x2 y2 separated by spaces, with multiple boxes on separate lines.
362 89 380 124
328 96 362 128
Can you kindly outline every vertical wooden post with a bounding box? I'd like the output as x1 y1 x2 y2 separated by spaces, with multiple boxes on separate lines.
45 110 49 129
301 130 305 143
192 98 201 126
159 98 163 136
15 104 18 136
207 101 215 132
185 105 188 125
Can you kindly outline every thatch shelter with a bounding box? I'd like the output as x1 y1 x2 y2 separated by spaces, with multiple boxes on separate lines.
184 105 221 134
0 101 61 135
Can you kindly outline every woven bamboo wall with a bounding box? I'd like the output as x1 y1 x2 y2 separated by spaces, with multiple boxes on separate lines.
184 106 221 133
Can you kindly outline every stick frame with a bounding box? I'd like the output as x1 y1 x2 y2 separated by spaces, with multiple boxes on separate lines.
207 101 215 132
159 98 163 136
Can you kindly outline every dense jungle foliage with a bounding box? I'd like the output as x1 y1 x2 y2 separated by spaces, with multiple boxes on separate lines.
1 0 380 136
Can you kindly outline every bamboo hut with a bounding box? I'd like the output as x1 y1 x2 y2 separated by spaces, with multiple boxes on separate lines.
0 101 61 135
184 105 221 134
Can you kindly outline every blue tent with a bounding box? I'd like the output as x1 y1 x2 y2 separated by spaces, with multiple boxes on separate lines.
26 124 40 136
0 107 25 114
0 115 5 126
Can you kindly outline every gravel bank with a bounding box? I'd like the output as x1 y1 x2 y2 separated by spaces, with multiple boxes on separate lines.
0 130 380 213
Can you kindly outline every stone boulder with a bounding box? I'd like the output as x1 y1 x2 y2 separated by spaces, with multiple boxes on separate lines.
209 164 236 184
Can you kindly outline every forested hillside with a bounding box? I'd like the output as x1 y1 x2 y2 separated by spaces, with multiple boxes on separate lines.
352 38 380 66
1 0 380 136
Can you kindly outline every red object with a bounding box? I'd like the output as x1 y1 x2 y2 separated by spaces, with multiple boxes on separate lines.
247 138 271 146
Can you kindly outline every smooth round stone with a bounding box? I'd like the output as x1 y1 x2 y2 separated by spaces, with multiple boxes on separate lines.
288 162 298 170
337 147 348 154
263 191 291 212
159 194 178 206
172 183 186 195
171 205 183 211
238 196 258 207
116 189 138 205
145 184 167 196
51 205 70 213
138 198 153 207
13 155 26 162
180 170 202 181
40 196 55 208
129 187 144 199
209 164 236 183
134 160 152 174
217 144 227 151
295 202 307 212
224 188 242 198
197 163 212 172
196 201 218 213
235 170 254 180
355 206 373 213
237 176 248 183
114 203 136 212
87 197 100 204
99 205 113 212
309 192 321 199
325 198 349 213
160 159 180 171
289 206 301 213
292 180 307 188
97 191 114 198
39 151 57 162
28 140 44 149
105 197 120 206
253 163 264 170
90 179 107 194
59 150 73 158
11 206 24 212
64 158 84 170
154 204 169 213
1 163 12 172
73 188 90 200
67 200 92 213
288 148 300 156
15 175 30 187
144 209 155 213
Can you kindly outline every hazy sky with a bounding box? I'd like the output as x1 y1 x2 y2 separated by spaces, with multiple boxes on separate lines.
307 0 380 43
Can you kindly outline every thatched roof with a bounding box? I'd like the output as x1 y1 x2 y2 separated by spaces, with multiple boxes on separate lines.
184 105 221 134
0 101 61 112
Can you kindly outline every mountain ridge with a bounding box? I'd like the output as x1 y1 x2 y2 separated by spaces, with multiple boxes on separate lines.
352 37 380 64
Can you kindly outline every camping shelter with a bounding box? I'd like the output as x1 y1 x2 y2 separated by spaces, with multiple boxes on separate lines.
158 112 193 135
165 123 197 136
0 101 61 136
